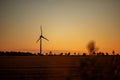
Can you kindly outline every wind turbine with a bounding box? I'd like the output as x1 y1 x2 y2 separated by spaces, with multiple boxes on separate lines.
36 25 49 55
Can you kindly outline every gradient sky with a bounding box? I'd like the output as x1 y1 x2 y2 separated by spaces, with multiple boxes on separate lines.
0 0 120 54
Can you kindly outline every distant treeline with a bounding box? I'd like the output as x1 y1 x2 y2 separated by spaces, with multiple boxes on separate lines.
0 51 37 56
0 51 119 56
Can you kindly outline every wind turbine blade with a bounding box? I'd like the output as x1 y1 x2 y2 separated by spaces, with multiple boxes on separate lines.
42 36 49 41
36 37 40 43
40 25 42 35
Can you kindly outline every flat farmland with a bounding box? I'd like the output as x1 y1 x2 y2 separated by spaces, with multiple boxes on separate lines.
0 56 120 80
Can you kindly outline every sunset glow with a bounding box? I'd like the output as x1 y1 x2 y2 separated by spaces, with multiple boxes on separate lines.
0 0 120 54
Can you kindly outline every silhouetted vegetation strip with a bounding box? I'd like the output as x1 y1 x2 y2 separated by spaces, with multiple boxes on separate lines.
0 51 37 56
0 51 119 56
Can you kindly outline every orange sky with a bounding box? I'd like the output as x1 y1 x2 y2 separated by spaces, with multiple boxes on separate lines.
0 0 120 54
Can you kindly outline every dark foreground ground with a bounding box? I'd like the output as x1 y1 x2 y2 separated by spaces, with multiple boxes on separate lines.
0 56 120 80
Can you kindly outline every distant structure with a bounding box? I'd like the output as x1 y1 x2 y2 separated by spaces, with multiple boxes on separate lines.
36 25 49 55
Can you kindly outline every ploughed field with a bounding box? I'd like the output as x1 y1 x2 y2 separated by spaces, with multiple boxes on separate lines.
0 56 120 80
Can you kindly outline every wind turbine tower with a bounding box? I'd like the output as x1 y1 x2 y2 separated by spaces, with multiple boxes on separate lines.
36 25 49 55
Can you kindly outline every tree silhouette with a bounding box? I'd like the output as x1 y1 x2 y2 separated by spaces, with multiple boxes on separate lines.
112 50 115 55
87 40 98 55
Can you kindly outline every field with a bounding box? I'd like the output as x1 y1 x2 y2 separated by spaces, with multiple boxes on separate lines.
0 56 120 80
